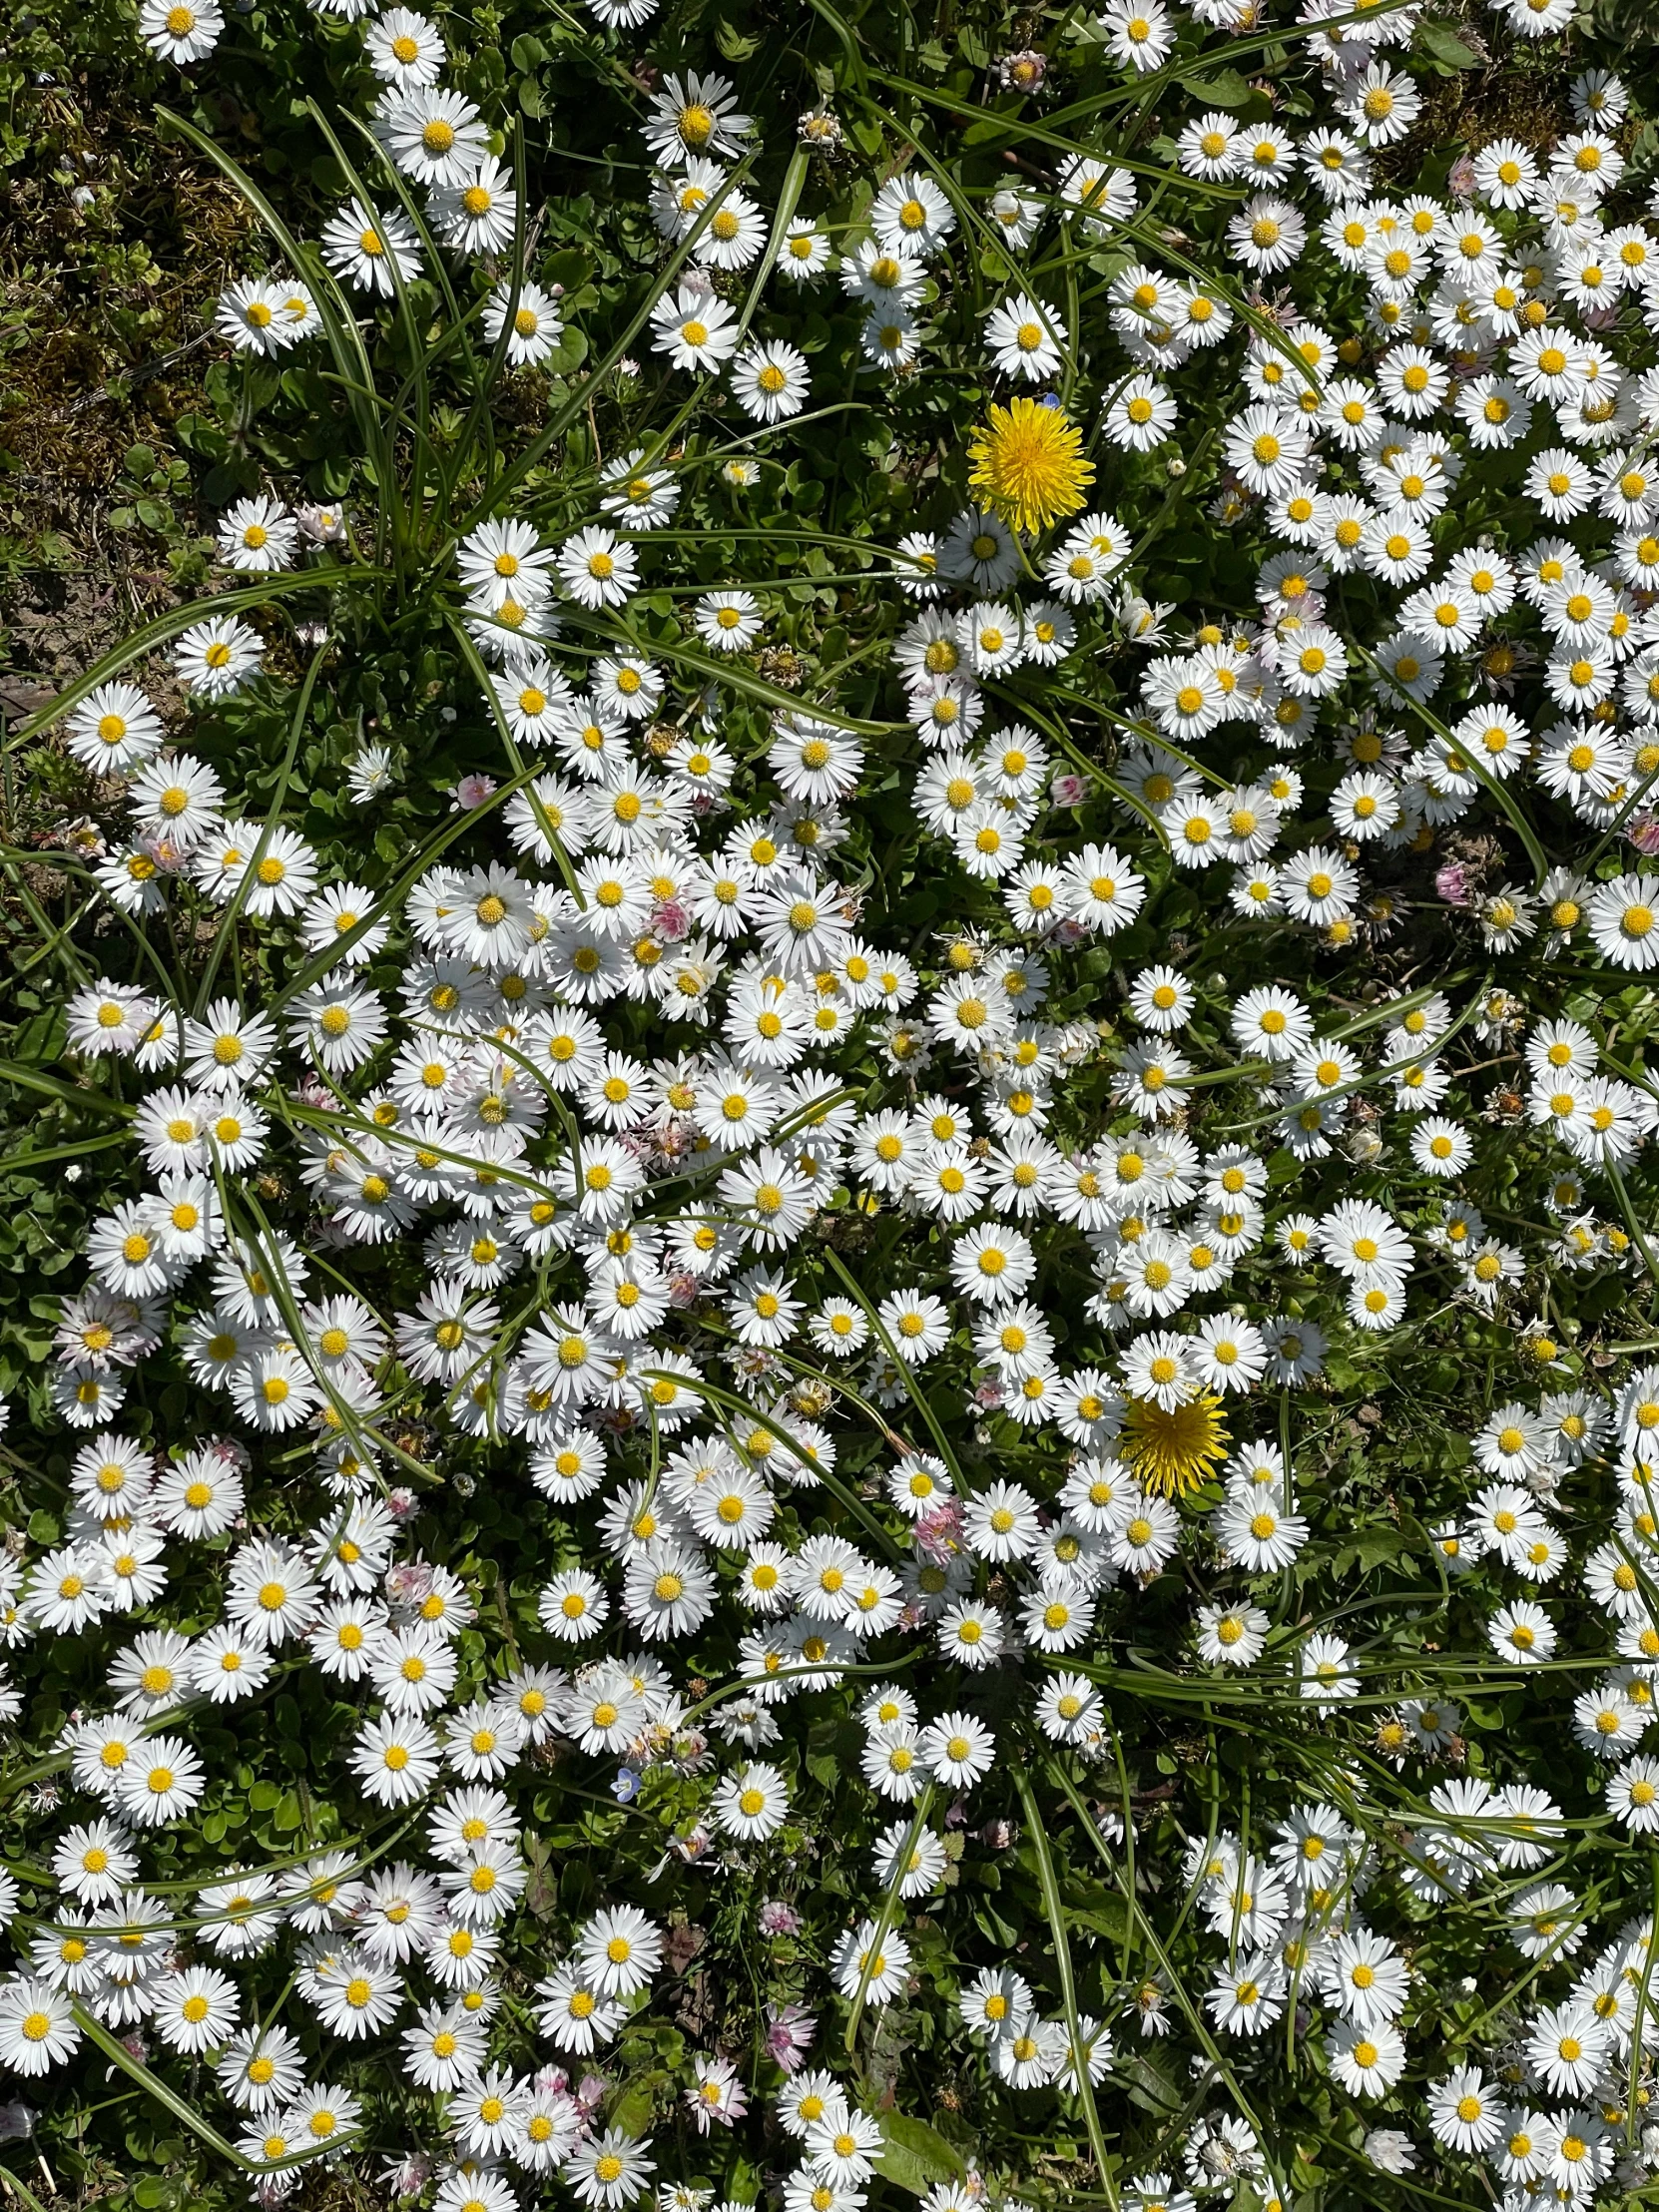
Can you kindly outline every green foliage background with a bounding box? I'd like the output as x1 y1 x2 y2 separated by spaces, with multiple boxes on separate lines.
4 0 1659 2208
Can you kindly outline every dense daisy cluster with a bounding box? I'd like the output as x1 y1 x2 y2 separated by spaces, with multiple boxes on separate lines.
13 0 1659 2207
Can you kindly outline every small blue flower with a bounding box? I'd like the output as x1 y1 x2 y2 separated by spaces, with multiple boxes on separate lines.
611 1768 641 1804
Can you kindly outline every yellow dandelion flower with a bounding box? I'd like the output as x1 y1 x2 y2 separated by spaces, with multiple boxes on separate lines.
966 397 1094 535
1119 1392 1229 1498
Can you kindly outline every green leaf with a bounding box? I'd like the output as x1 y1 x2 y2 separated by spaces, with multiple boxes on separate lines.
1181 67 1255 106
546 328 588 376
875 2112 967 2196
1068 1895 1129 1941
543 250 592 291
715 15 761 57
1416 18 1480 64
1114 2046 1186 2116
0 1059 132 1118
1010 1763 1112 2192
1348 1526 1406 1573
72 2006 259 2170
608 2077 660 2138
